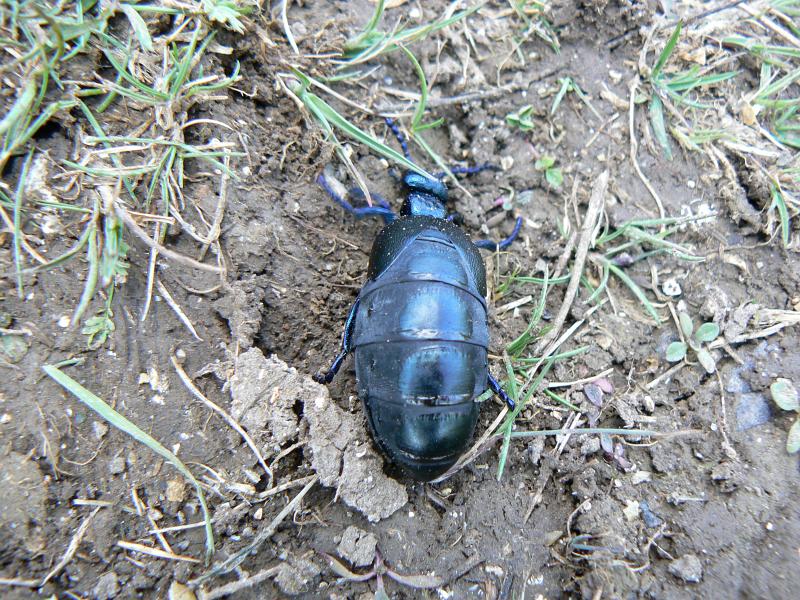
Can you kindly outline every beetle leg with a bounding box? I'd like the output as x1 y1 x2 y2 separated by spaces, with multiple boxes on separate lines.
488 373 516 411
384 117 413 161
318 173 396 224
434 162 499 179
313 298 360 384
474 216 523 251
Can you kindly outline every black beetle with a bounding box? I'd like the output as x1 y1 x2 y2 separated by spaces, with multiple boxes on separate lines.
314 123 519 481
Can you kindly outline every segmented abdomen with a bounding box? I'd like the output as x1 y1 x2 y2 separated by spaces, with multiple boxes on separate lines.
351 229 488 479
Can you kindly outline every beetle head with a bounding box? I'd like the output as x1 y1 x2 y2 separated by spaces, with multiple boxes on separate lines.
400 171 447 219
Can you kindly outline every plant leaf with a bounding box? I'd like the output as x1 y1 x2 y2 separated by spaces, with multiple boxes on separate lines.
121 4 154 52
535 156 555 169
696 348 716 373
678 311 694 338
545 167 563 188
652 21 682 80
770 378 799 412
787 418 800 454
695 322 720 343
665 341 687 362
649 96 672 160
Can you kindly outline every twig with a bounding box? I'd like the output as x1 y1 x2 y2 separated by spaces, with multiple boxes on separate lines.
40 507 101 586
200 566 282 600
646 361 684 390
715 370 738 459
198 155 231 260
258 474 316 500
170 354 273 486
157 278 203 341
628 78 665 221
535 171 609 353
190 476 318 585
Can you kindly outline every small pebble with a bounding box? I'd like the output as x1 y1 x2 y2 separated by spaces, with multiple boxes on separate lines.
669 554 703 583
108 456 126 475
662 278 682 297
735 393 772 431
640 500 663 528
93 572 120 600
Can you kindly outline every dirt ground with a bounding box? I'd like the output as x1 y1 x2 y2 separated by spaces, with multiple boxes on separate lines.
1 1 799 598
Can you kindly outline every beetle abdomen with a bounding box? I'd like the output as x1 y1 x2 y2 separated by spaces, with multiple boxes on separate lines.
351 222 488 480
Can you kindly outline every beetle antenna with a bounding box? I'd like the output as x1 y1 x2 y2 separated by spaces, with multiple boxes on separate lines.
435 162 499 180
384 117 413 162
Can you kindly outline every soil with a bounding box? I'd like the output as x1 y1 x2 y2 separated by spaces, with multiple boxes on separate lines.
1 1 799 599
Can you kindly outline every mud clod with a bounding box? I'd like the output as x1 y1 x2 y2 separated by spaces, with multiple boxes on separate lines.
230 348 300 446
337 526 377 567
274 553 321 595
669 554 704 583
0 451 46 556
304 385 408 521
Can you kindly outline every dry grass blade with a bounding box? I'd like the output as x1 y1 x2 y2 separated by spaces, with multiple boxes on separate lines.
43 364 215 562
157 279 203 341
535 171 608 353
191 476 318 585
170 353 273 486
117 541 201 563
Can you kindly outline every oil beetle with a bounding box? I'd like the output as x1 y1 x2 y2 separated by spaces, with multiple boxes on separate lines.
314 119 521 481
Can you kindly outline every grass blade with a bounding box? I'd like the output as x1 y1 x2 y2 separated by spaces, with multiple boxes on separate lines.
42 364 215 562
605 260 662 324
652 21 682 80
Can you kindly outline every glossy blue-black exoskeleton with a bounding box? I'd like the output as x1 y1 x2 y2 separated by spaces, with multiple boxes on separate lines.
314 122 519 481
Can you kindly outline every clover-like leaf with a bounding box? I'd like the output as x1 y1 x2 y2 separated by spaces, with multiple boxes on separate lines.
770 378 799 412
787 418 800 454
696 348 716 374
695 322 720 343
506 105 535 131
679 311 694 338
665 341 687 362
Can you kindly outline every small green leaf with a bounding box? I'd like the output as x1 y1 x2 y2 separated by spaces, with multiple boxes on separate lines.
545 167 563 188
649 96 673 160
121 4 154 52
679 311 694 338
535 156 555 170
695 322 720 343
787 418 800 454
665 341 687 362
696 348 716 374
770 378 799 412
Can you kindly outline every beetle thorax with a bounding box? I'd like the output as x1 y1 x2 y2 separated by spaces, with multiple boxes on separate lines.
400 171 448 219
